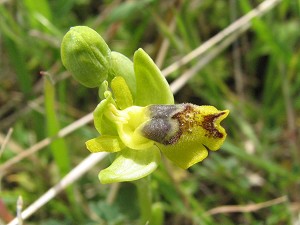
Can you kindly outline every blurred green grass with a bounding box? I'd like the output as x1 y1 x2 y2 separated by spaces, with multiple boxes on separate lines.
0 0 300 224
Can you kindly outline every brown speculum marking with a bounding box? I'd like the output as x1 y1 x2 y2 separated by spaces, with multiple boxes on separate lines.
169 104 198 145
201 112 226 138
143 104 225 146
171 104 226 143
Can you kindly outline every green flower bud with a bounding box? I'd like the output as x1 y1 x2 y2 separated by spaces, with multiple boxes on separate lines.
61 26 111 88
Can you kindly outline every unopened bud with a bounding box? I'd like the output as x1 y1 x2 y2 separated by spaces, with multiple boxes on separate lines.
61 26 111 88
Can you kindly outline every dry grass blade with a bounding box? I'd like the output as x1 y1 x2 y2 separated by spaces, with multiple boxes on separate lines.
7 152 107 225
0 113 93 173
17 196 23 225
0 95 44 131
154 14 177 68
0 128 13 158
207 196 288 215
161 0 282 77
169 24 249 94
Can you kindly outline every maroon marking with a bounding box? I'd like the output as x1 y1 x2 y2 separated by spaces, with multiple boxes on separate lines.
201 112 226 138
165 104 195 145
160 104 226 145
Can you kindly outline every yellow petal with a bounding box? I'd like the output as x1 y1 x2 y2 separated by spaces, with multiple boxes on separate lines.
99 146 161 184
86 135 125 153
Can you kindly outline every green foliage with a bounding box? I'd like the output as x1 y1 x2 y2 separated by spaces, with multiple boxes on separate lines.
44 75 70 176
1 0 299 224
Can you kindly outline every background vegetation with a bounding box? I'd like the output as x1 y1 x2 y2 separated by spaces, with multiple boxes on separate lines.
0 0 299 224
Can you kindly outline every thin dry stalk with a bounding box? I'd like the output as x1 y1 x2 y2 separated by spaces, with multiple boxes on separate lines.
1 70 69 131
92 0 122 28
7 152 107 225
161 0 282 77
169 24 248 94
155 15 177 68
280 65 298 153
0 96 44 130
0 133 23 154
106 183 120 205
29 30 61 48
207 196 288 215
230 0 245 99
0 113 93 173
17 196 23 225
0 128 13 158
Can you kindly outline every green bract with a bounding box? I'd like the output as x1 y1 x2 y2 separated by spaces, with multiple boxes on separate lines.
134 49 174 106
110 52 136 99
61 26 229 184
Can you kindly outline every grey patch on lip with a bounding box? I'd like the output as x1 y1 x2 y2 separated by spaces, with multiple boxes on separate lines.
142 118 171 143
148 105 179 119
143 104 195 145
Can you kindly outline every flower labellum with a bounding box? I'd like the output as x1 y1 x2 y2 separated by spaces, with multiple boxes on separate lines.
97 102 229 170
142 104 229 169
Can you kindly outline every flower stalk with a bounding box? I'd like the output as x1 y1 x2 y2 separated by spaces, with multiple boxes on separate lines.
135 177 152 225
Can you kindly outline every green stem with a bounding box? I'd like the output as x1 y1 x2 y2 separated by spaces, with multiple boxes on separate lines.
135 176 152 225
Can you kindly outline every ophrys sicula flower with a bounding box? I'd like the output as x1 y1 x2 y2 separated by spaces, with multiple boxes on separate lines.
61 26 229 184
